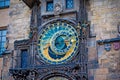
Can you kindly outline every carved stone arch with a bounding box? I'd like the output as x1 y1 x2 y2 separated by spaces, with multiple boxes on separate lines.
40 72 75 80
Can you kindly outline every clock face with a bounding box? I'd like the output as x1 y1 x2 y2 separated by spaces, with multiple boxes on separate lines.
38 21 79 64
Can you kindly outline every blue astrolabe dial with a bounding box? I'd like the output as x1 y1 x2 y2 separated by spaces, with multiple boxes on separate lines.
38 22 79 64
51 31 72 55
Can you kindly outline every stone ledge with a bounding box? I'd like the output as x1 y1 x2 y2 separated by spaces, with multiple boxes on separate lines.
97 37 120 44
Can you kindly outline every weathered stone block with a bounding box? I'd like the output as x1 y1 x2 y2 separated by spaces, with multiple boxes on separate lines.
95 68 109 75
88 47 97 61
94 75 107 80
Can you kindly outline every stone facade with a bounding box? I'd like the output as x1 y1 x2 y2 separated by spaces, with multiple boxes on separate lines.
89 0 120 40
88 0 120 80
0 0 120 80
8 0 31 50
0 0 31 80
0 5 10 80
0 8 9 27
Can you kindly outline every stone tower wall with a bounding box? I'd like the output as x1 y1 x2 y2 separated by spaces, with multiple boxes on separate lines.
8 0 31 50
88 0 120 80
0 0 120 80
89 0 120 40
0 0 31 80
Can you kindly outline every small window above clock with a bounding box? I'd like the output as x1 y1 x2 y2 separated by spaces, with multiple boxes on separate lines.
0 0 10 9
66 0 74 9
46 1 53 12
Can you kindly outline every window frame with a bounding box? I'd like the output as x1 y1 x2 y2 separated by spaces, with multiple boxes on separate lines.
0 0 10 9
0 29 7 55
65 0 74 9
21 49 28 68
46 0 54 12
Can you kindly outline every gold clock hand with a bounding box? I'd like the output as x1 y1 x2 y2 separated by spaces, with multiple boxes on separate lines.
71 39 76 42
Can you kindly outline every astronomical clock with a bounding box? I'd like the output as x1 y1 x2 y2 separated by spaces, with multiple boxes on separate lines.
36 19 86 80
38 21 79 65
10 0 88 80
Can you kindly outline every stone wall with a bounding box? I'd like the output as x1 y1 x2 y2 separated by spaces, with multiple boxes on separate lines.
0 0 31 80
0 8 9 27
0 8 9 80
89 0 120 40
88 0 120 80
1 54 13 80
8 0 31 50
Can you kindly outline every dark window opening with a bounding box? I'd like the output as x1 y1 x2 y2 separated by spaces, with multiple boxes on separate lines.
66 0 74 9
46 1 53 12
0 0 10 9
21 49 28 68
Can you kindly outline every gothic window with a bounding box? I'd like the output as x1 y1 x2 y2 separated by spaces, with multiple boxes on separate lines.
21 49 28 68
66 0 74 9
46 1 53 12
0 29 7 54
0 0 10 8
